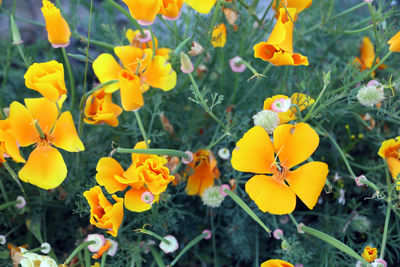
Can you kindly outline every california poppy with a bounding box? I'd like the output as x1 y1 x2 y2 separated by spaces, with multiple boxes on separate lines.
388 30 400 52
211 24 227 48
41 0 71 48
185 0 217 14
354 37 387 72
272 0 312 19
261 259 294 267
0 120 25 164
8 97 84 189
231 123 328 214
378 137 400 188
121 0 161 25
361 246 377 263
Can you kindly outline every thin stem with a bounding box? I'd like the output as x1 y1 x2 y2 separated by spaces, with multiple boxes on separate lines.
170 233 207 266
149 25 156 58
367 2 379 44
211 214 218 267
100 251 107 267
0 200 18 211
288 213 299 226
340 24 374 34
150 247 166 267
116 148 189 160
0 178 9 202
224 189 271 235
80 36 114 51
2 162 28 200
134 110 149 148
105 0 145 35
380 165 392 258
64 241 96 265
61 47 76 110
207 132 228 150
135 228 171 244
82 0 94 98
303 82 328 122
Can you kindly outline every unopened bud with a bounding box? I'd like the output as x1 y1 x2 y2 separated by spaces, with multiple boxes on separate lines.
180 52 194 74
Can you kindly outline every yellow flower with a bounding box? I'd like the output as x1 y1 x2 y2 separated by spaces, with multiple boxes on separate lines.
361 246 377 263
185 0 217 14
378 137 400 189
160 0 184 20
388 30 400 52
211 24 227 48
83 186 124 237
84 88 122 127
354 37 387 73
185 150 220 196
261 259 294 267
41 0 71 48
253 8 308 66
8 97 84 189
122 0 161 25
231 123 328 214
263 93 314 124
24 61 67 102
95 141 174 212
272 0 312 19
92 47 176 111
0 120 25 164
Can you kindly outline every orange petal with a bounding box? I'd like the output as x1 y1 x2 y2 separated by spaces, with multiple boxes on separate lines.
231 126 275 174
273 123 319 169
8 101 38 147
96 157 128 194
261 259 294 267
245 175 296 214
41 0 71 47
388 30 400 52
186 160 216 196
185 0 217 14
92 54 122 93
19 145 67 190
386 157 400 182
114 46 146 73
121 0 161 23
285 162 329 210
360 37 375 69
124 187 153 212
106 195 124 237
142 56 177 91
25 97 59 135
211 24 227 48
0 130 25 163
119 70 144 111
52 112 85 152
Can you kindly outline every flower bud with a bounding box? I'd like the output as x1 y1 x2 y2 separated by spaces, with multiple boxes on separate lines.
41 0 71 48
357 82 385 107
180 52 194 74
201 186 225 208
253 110 280 134
159 235 179 254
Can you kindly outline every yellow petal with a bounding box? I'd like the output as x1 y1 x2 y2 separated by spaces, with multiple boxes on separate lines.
52 112 85 152
261 259 294 267
245 175 296 214
41 0 71 47
142 56 177 91
231 126 275 174
273 123 319 169
360 37 375 69
160 0 184 18
8 101 38 147
285 162 328 209
114 46 147 73
121 0 161 23
106 195 124 237
119 70 144 111
378 137 400 159
185 0 217 14
124 187 153 212
92 54 122 93
388 30 400 52
25 97 59 135
186 160 216 196
211 24 227 48
19 145 67 190
0 130 25 163
96 157 128 194
273 0 312 19
386 157 400 182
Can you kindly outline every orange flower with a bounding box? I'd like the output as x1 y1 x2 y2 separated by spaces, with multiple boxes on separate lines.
84 88 122 127
160 0 184 20
185 150 220 196
254 8 308 66
0 120 25 164
354 37 387 72
388 30 400 52
361 246 377 263
8 97 84 189
261 259 294 267
41 0 71 48
95 141 174 212
122 0 162 25
83 186 124 237
211 24 227 48
231 123 328 214
378 137 400 189
185 0 217 14
24 61 67 102
272 0 312 19
92 46 176 111
263 93 314 124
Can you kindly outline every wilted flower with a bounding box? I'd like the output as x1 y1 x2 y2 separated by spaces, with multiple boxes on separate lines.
362 246 378 262
86 234 106 252
338 189 346 205
188 41 204 56
372 258 387 267
19 247 58 267
229 56 246 73
201 186 225 208
15 196 26 209
202 229 212 240
106 239 118 256
40 242 51 254
0 235 5 245
159 235 179 254
218 148 230 160
273 229 284 240
211 24 227 48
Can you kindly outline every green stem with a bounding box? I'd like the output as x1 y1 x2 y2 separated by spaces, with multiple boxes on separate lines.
239 60 265 80
61 47 76 110
82 0 94 99
64 241 96 265
135 228 171 244
224 189 271 235
100 251 107 267
340 24 374 34
206 132 228 150
116 148 189 160
105 0 145 35
2 162 28 201
188 73 226 130
134 110 149 148
367 2 379 44
288 213 299 226
205 0 222 51
211 214 218 267
150 247 166 267
149 25 156 58
170 233 207 266
0 200 18 211
0 178 9 202
380 165 392 258
303 82 328 122
300 225 369 264
80 36 114 51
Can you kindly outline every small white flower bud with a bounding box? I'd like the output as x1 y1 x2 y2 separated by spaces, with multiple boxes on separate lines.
357 84 385 107
253 110 279 134
201 186 225 208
